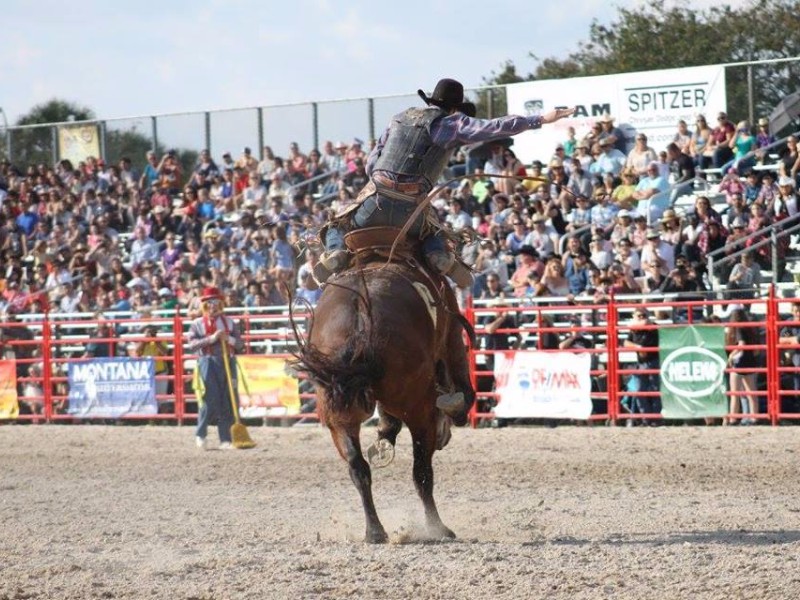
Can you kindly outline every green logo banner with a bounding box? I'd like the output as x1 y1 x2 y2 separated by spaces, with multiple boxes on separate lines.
659 325 728 419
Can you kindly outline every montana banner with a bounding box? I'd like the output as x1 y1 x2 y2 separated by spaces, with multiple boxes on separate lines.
493 351 592 419
68 358 157 418
0 360 19 419
236 356 300 418
659 326 728 419
506 64 726 164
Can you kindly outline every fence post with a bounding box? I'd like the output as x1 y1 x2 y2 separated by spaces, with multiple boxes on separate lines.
465 295 479 428
42 315 53 422
257 107 264 158
771 229 778 286
204 112 211 154
606 299 619 424
747 64 755 125
766 286 780 425
706 254 715 290
99 121 107 162
51 126 59 165
151 116 158 152
312 102 319 152
173 311 185 425
368 98 375 144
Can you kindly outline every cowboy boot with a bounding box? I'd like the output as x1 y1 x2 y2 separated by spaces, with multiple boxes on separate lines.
313 249 349 283
436 391 465 417
427 250 473 289
446 260 474 289
427 250 455 277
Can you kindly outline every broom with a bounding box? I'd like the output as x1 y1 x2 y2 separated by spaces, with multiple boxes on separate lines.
221 338 256 449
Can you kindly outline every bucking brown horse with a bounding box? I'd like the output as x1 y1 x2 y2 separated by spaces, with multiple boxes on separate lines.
294 228 475 543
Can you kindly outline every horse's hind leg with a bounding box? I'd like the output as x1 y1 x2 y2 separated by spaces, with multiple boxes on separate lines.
409 421 456 540
366 406 402 467
330 423 388 544
376 405 402 445
444 324 476 427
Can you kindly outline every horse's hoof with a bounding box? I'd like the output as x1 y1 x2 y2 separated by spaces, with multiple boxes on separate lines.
366 438 394 468
365 529 389 544
431 525 456 540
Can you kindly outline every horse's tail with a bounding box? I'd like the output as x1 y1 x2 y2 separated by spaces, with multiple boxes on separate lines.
455 312 477 348
297 337 383 414
291 279 384 414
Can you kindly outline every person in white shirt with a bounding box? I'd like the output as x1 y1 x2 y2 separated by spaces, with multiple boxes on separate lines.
639 228 675 276
625 133 658 177
523 214 557 257
445 198 472 231
590 138 626 179
776 176 798 217
58 282 82 314
129 226 161 267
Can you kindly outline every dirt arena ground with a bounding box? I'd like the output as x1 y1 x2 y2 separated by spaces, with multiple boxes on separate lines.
2 424 800 599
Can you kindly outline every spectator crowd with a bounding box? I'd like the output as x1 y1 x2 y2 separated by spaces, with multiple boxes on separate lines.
440 111 798 303
0 139 377 319
0 110 798 325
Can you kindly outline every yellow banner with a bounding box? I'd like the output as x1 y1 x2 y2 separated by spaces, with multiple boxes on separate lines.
0 360 19 419
237 356 300 417
57 124 101 165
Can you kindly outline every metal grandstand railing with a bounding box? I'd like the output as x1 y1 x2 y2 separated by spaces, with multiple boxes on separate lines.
706 211 800 288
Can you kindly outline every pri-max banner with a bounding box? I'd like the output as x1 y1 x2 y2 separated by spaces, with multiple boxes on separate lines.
493 351 593 420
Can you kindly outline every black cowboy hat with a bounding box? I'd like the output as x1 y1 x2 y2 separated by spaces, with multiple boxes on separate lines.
516 245 539 258
418 78 477 117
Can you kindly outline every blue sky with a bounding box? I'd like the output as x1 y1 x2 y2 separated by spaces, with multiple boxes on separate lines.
1 0 751 159
0 0 749 124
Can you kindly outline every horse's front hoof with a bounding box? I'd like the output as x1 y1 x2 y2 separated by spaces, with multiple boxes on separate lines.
366 438 395 468
365 528 389 544
429 523 456 540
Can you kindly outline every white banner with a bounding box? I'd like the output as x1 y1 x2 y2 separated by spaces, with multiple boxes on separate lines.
505 64 727 164
493 351 592 420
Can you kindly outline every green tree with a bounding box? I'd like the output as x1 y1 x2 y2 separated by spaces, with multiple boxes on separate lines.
12 99 94 167
475 61 526 117
11 99 196 175
484 0 800 132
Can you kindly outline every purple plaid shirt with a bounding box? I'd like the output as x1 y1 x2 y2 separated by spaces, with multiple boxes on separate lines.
366 113 544 181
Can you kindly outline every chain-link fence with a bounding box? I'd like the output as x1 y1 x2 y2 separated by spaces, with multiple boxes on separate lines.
2 58 799 173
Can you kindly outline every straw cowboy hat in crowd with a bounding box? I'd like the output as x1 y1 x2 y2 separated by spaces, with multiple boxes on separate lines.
661 208 680 222
418 78 477 117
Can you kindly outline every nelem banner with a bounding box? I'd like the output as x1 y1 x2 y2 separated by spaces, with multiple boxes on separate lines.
68 358 157 418
493 351 593 420
237 356 300 418
505 64 727 164
0 360 19 419
659 326 728 419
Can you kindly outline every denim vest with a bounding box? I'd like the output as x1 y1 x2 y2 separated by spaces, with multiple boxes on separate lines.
373 107 453 188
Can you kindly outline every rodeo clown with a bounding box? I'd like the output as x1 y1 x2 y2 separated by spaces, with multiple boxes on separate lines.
314 77 576 287
185 286 242 450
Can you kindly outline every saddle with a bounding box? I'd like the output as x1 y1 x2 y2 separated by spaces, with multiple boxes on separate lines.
343 226 418 266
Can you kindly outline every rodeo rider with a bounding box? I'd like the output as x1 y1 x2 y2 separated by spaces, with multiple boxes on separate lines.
315 77 576 289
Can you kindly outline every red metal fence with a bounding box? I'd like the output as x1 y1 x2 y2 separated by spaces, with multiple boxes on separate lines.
2 293 799 426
